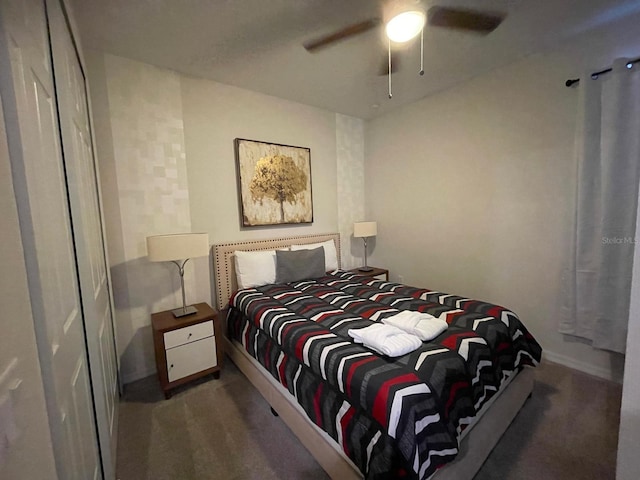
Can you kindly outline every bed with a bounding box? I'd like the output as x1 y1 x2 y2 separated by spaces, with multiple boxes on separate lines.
213 233 541 479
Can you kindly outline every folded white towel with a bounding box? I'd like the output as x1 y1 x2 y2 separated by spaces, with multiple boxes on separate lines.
348 323 422 357
382 310 448 341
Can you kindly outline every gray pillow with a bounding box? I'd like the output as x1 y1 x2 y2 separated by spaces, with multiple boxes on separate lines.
276 247 326 283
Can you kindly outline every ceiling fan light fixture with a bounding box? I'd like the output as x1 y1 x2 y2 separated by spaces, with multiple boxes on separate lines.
385 10 425 43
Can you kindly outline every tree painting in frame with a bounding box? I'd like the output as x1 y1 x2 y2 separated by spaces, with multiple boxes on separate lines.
235 138 313 227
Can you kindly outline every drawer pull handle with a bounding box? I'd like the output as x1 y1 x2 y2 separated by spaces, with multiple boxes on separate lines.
188 333 192 338
170 364 174 369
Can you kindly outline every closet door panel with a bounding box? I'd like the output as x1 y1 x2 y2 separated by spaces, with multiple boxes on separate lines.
47 0 119 477
0 0 100 479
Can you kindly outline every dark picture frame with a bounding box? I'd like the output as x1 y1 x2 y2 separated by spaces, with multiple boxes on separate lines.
234 138 313 227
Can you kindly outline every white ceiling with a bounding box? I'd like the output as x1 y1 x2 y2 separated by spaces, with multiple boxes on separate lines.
71 0 640 119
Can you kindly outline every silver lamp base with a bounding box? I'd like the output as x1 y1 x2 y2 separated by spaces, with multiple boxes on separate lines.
172 305 198 318
359 237 373 272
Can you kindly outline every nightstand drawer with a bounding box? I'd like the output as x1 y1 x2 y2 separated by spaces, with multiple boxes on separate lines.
166 336 217 383
164 320 213 349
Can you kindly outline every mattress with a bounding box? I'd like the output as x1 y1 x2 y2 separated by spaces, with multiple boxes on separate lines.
227 270 542 479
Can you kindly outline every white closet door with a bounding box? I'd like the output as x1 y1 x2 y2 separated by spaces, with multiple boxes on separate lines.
47 0 119 477
0 0 100 479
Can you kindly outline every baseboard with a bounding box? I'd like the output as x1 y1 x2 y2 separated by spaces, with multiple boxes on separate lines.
543 350 623 383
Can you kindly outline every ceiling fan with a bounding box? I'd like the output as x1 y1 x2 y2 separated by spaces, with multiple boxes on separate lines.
303 3 505 91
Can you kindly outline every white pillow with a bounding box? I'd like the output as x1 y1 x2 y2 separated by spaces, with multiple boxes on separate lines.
290 240 338 271
233 250 277 289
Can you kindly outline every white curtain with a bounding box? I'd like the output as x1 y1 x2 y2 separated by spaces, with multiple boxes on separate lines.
559 58 640 353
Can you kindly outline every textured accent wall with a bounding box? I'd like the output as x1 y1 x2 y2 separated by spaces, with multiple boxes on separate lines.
99 54 197 383
336 114 365 269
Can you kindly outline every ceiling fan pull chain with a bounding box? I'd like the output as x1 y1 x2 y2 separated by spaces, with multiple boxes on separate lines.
388 38 393 98
420 28 424 76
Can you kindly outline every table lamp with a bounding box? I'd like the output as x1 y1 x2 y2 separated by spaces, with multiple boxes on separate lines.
353 221 377 272
146 233 209 317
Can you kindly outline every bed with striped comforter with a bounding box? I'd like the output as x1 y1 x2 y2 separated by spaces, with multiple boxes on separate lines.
227 271 542 479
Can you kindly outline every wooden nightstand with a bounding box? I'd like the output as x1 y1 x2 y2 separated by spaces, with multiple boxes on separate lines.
348 267 389 281
152 302 222 398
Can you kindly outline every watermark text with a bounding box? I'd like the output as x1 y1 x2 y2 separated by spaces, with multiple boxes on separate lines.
602 236 637 245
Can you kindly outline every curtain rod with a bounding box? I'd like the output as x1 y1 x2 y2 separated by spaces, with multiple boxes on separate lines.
565 56 640 87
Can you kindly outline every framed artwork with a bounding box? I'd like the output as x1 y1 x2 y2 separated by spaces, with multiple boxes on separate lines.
234 138 313 227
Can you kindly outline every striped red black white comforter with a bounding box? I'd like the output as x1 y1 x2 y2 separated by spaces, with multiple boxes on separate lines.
227 271 542 479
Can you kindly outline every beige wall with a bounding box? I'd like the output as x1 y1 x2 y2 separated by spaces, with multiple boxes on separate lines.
0 93 57 479
365 23 640 382
182 75 338 245
180 75 339 304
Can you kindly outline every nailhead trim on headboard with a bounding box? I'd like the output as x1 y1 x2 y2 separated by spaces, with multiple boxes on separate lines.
212 233 341 311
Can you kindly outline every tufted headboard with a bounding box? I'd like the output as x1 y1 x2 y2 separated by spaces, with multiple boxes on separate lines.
212 233 341 311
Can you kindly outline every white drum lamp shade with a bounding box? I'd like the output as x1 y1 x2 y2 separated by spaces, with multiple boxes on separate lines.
353 222 377 238
147 233 209 262
146 233 210 317
353 222 377 271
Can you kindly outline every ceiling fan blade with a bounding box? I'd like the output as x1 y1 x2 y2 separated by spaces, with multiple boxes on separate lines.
304 18 381 52
427 6 505 34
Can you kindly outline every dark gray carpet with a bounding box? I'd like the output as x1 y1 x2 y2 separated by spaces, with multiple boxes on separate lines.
116 360 621 479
